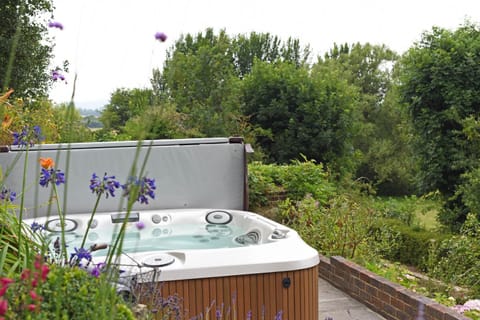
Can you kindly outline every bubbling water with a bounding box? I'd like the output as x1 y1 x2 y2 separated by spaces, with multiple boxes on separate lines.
46 223 256 256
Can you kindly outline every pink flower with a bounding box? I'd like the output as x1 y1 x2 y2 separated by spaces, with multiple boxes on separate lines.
0 299 7 316
30 290 39 300
41 265 50 281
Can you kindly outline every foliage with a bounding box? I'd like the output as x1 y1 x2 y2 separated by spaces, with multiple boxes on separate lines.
370 218 448 270
0 203 43 276
52 103 95 142
231 31 311 77
317 42 416 195
122 102 201 140
427 213 480 296
155 28 242 137
0 96 61 145
242 59 357 167
279 180 379 259
3 262 135 319
0 0 56 98
247 158 336 210
372 195 441 228
397 21 480 230
100 88 155 134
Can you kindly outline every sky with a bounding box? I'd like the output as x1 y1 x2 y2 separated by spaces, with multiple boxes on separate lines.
48 0 480 109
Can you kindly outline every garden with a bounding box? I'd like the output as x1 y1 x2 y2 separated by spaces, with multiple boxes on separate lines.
3 0 480 319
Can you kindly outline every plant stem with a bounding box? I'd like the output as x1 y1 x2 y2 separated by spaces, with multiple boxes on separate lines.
80 194 102 249
17 145 29 251
52 183 68 263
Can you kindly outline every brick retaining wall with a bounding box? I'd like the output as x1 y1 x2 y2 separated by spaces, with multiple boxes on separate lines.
318 255 470 320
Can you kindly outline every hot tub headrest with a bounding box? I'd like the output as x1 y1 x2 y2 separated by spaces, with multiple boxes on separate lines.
0 137 249 218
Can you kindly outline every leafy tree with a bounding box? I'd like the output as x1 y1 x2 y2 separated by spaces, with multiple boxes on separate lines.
123 102 201 140
99 88 154 133
231 32 311 78
242 60 357 167
154 29 311 138
156 28 241 137
53 103 95 142
398 21 480 230
0 0 55 98
316 43 415 195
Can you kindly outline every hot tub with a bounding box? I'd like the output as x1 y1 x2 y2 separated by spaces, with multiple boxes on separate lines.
2 138 319 319
24 208 319 319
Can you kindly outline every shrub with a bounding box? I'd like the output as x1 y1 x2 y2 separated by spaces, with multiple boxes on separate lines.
2 258 135 320
248 158 336 210
279 183 379 259
370 218 448 270
427 213 480 296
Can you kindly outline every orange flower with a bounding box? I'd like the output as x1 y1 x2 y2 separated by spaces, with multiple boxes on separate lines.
1 114 12 130
39 157 55 169
0 89 14 104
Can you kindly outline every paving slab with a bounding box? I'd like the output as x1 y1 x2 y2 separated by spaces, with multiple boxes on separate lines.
318 277 386 320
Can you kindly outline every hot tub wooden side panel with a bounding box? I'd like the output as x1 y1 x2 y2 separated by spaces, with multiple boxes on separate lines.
138 265 318 320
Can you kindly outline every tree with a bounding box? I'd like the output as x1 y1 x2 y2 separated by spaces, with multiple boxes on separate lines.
0 0 55 98
99 88 154 133
154 29 312 138
241 60 357 166
317 43 416 195
231 32 311 78
398 21 480 230
156 28 241 137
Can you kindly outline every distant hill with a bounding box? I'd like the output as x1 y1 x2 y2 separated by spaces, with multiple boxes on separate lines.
78 108 102 117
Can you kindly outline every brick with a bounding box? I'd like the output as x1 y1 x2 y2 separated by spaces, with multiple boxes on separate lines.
425 302 448 319
365 283 379 297
391 297 406 312
378 290 392 305
383 303 400 318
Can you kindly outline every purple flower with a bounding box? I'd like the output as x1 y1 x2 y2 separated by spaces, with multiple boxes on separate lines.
274 311 283 320
135 221 145 230
52 70 66 82
71 247 92 262
90 262 105 278
89 173 120 198
122 176 156 205
0 187 16 202
12 125 44 148
39 168 66 187
48 21 64 30
155 32 167 42
215 308 222 319
30 222 44 232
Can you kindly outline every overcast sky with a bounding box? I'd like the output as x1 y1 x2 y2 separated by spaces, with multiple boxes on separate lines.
48 0 480 109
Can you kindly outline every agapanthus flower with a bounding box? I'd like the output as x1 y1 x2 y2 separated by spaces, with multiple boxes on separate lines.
39 168 65 187
12 125 44 148
0 187 16 202
89 173 120 198
48 21 63 30
274 311 283 320
70 247 92 262
154 31 167 42
90 262 106 278
52 69 66 82
135 221 145 230
122 176 156 204
30 222 44 232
